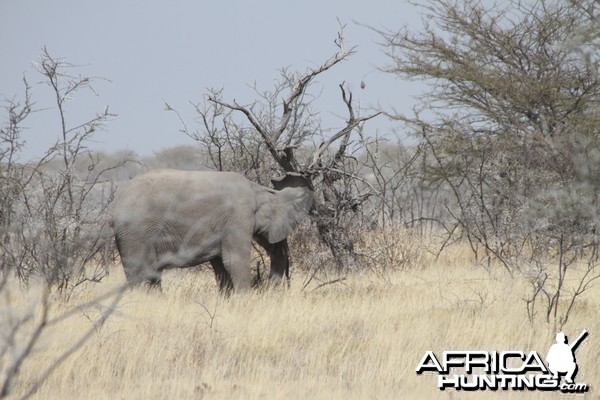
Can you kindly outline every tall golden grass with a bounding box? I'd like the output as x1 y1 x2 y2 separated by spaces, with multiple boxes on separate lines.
3 233 599 399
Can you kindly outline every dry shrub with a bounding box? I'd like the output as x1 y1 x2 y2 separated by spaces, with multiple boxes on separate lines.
287 223 335 273
357 226 427 273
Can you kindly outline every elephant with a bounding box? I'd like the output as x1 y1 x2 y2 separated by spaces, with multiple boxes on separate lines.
110 169 313 293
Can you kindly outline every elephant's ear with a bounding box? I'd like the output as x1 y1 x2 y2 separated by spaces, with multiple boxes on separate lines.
256 187 313 244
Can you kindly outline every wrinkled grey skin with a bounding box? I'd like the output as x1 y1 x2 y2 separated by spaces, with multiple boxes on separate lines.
111 169 313 293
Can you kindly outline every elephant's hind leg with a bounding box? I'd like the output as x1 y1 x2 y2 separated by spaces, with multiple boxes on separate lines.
116 232 163 288
210 257 234 294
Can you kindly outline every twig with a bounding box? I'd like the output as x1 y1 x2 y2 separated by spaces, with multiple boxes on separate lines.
311 276 348 291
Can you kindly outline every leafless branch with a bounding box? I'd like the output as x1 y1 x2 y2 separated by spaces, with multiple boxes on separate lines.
207 28 358 174
308 84 381 172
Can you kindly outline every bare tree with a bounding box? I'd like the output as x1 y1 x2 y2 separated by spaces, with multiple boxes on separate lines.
0 48 125 292
169 28 381 271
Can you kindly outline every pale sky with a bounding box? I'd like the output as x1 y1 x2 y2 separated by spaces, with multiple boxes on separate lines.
1 1 424 160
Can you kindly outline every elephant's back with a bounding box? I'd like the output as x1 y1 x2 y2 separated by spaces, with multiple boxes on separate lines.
129 169 246 186
117 169 247 197
111 169 254 223
130 169 247 185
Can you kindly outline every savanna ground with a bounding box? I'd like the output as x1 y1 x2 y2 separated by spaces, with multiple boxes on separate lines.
4 232 600 400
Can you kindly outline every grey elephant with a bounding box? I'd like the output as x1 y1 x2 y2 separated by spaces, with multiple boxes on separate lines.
111 169 313 292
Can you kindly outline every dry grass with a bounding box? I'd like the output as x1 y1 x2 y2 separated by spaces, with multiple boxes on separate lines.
3 238 600 399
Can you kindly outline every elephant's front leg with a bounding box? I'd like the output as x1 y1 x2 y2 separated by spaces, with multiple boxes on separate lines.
267 240 290 286
221 233 252 291
254 237 290 287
